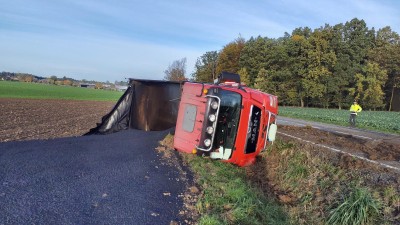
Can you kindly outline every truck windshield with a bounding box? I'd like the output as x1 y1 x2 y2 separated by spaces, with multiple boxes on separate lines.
213 90 242 150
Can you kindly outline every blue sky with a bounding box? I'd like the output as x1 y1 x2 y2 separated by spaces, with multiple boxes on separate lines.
1 0 399 82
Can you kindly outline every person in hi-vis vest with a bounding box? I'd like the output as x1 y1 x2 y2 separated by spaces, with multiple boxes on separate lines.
349 101 362 127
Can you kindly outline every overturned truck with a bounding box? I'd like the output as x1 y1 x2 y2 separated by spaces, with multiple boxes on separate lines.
88 72 278 166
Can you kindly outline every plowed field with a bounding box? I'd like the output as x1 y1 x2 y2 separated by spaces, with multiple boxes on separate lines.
0 98 114 142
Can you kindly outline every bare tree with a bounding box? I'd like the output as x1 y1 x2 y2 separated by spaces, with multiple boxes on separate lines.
164 58 187 81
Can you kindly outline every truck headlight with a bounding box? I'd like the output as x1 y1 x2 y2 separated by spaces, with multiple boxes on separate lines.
204 139 211 147
208 114 216 122
206 126 214 134
210 101 218 110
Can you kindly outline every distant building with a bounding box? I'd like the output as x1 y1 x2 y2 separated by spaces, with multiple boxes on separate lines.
80 83 96 88
0 76 8 81
115 85 128 91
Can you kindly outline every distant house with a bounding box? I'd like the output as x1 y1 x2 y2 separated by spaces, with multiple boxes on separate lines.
0 76 8 81
115 85 128 91
80 83 96 88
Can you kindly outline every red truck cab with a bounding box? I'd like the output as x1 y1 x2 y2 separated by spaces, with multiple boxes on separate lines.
174 72 278 166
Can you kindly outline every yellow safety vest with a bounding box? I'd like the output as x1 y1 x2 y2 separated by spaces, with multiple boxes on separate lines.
350 104 362 114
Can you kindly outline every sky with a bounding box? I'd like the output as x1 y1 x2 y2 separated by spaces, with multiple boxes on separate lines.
0 0 399 82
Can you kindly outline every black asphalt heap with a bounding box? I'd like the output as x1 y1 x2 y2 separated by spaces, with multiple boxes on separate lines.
0 129 188 224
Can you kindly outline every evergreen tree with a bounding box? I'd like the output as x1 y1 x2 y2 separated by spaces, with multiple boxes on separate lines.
239 36 274 86
350 63 388 110
362 63 388 110
216 36 245 75
306 27 337 108
237 67 250 86
368 26 400 110
192 51 218 82
286 27 312 107
254 68 268 91
190 18 399 110
329 23 353 109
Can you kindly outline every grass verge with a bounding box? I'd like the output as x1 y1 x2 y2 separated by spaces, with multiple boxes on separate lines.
180 153 289 225
327 187 381 225
0 81 122 101
257 138 400 224
159 134 289 225
279 106 400 134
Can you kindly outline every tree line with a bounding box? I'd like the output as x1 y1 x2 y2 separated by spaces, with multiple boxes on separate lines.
186 18 400 111
1 72 128 90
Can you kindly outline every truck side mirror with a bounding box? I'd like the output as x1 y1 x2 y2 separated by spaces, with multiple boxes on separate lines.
267 124 277 142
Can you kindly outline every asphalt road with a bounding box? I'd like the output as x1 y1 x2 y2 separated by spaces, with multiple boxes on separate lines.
0 129 188 224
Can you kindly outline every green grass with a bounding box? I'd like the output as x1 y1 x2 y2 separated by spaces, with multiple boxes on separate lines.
181 153 288 225
284 153 309 182
327 187 381 225
0 81 123 101
279 106 400 134
267 139 388 224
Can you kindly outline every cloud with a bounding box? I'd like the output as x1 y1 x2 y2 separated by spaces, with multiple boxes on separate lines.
0 30 202 81
0 0 399 82
271 0 400 31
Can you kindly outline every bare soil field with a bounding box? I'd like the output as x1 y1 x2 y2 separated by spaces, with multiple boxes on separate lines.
0 98 114 142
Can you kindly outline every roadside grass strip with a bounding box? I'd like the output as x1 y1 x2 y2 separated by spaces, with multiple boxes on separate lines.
0 81 122 101
181 153 288 225
265 139 399 224
327 188 381 225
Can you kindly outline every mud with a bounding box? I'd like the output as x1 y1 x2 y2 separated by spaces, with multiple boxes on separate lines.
278 125 400 162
